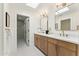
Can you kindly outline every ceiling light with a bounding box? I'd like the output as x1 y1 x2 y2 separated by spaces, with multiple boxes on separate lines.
26 3 40 8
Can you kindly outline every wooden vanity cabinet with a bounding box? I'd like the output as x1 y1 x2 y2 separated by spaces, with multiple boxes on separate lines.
34 34 48 55
34 34 79 56
47 38 77 56
34 34 41 49
40 36 48 55
77 45 79 55
57 46 76 56
34 34 38 47
48 38 57 56
57 40 77 56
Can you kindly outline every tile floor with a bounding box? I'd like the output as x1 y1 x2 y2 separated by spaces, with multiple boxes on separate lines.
11 39 45 56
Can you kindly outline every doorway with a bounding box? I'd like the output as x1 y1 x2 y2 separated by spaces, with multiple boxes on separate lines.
17 14 29 48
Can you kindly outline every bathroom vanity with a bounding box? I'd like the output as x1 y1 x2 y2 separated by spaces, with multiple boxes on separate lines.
34 4 79 56
34 33 79 56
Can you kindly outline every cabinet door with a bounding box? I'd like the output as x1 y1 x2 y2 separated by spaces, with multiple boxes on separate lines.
40 36 47 55
37 37 41 49
48 40 57 56
43 37 47 55
34 36 38 47
34 35 40 48
40 37 45 51
57 46 76 56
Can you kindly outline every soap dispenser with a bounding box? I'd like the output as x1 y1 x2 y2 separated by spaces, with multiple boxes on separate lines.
46 30 49 34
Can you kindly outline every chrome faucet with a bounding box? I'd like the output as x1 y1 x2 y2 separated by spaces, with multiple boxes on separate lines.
62 31 68 37
60 30 64 36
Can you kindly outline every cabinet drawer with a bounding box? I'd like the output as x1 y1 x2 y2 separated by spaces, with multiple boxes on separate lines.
58 40 77 51
77 45 79 56
48 38 58 45
48 42 57 56
57 46 76 56
34 34 40 38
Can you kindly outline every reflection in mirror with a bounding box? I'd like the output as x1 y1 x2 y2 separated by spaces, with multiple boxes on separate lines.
55 3 79 31
61 19 71 30
55 23 58 30
77 26 79 30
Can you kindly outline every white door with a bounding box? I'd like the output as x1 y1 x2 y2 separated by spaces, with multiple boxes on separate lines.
25 17 29 46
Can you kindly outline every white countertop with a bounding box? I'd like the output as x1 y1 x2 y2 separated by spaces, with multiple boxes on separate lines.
35 32 79 45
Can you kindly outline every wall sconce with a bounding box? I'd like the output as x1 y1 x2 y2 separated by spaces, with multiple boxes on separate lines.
56 3 67 9
40 9 48 17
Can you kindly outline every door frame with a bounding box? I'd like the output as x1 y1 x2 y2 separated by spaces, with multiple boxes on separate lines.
25 17 30 46
17 14 30 47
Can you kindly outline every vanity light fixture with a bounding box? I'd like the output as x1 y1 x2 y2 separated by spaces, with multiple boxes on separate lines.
56 7 69 15
40 9 48 17
56 3 67 8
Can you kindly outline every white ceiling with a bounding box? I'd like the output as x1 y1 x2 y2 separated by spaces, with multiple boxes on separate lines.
8 3 56 15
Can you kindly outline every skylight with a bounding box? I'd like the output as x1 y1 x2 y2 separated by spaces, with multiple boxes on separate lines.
26 3 40 8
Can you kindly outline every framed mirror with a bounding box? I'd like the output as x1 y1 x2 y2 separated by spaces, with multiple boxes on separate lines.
55 3 79 31
5 12 10 27
40 10 48 33
61 18 71 30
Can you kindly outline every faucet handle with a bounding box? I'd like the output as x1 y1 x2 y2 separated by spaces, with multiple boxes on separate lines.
66 34 68 37
60 33 61 36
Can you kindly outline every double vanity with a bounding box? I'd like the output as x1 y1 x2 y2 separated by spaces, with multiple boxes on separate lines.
34 4 79 56
34 32 79 56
